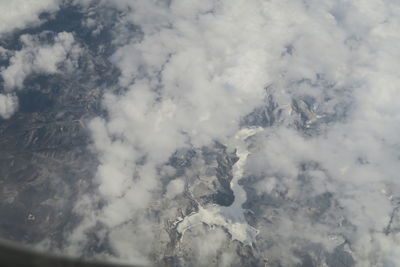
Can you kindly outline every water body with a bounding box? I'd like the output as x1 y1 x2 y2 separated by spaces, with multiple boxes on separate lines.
177 127 263 244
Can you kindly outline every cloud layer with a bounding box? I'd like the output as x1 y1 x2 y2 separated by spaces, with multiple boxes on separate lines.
66 0 400 265
1 0 400 266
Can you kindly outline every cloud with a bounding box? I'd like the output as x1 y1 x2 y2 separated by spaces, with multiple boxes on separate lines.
2 31 80 90
165 178 184 199
0 0 65 119
66 1 272 262
5 0 395 266
0 93 17 119
0 0 61 35
0 31 81 118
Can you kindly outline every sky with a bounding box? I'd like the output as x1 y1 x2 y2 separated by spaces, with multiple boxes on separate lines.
1 0 400 266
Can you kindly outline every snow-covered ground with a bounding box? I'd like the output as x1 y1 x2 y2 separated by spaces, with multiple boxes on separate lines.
177 127 263 245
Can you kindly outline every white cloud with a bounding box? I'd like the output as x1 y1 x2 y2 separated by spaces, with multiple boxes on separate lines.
2 32 80 90
165 178 184 199
195 227 227 266
60 0 400 265
0 0 61 35
0 93 17 119
0 31 81 118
